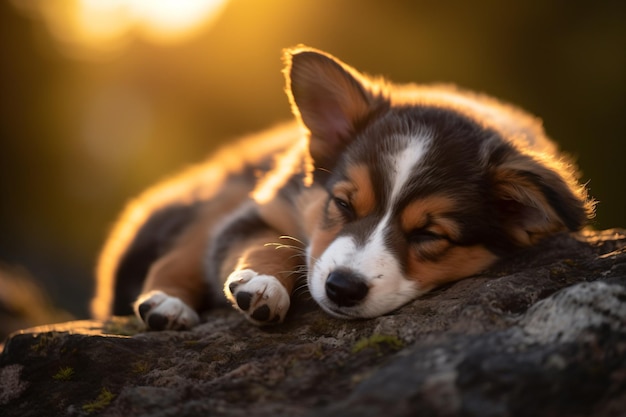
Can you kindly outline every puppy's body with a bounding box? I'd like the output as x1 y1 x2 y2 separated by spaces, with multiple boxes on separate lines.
92 47 593 329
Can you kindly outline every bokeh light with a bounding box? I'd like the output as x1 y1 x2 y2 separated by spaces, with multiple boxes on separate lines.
0 1 623 335
12 0 229 59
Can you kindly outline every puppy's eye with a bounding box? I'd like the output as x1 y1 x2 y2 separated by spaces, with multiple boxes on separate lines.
332 196 354 218
408 229 447 244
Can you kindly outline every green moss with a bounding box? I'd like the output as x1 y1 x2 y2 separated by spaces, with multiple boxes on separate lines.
352 334 404 355
308 316 347 335
82 388 115 414
52 366 75 381
64 346 80 355
131 360 150 374
102 316 144 336
30 333 58 353
205 351 230 363
549 267 565 278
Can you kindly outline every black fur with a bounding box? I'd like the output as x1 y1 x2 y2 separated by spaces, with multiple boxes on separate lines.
112 203 201 315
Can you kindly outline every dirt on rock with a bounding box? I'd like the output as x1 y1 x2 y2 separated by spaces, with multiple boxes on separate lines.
1 229 625 417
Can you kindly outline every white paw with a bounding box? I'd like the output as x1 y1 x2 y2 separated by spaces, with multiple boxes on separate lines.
134 290 199 330
225 269 290 325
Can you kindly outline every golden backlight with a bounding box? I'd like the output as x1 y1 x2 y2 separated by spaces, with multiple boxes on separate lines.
13 0 230 58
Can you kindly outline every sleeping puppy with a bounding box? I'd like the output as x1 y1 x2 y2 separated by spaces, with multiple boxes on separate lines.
91 46 594 330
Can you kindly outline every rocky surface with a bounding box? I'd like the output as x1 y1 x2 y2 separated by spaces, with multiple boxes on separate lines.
1 229 625 417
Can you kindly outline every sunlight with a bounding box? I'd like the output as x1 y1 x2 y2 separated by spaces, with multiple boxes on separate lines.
130 0 228 43
13 0 230 58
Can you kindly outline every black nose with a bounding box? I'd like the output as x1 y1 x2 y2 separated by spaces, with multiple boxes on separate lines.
325 269 369 307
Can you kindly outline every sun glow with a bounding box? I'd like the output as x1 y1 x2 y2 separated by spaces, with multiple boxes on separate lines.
13 0 230 58
128 0 229 43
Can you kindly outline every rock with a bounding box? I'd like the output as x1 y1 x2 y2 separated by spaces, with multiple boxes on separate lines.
1 229 625 417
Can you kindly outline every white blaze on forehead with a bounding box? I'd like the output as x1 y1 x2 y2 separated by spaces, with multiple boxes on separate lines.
388 133 431 204
308 131 432 318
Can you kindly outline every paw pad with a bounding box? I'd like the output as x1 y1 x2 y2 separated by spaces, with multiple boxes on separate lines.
250 304 270 321
235 291 253 311
225 269 290 325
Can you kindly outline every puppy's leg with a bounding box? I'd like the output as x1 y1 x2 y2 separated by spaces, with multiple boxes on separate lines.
223 232 303 325
134 251 204 330
133 219 209 330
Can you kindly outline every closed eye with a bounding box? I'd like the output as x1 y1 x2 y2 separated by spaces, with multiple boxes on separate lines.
408 229 448 245
332 196 355 220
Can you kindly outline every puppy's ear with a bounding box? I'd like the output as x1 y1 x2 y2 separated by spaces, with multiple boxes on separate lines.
284 46 388 170
490 149 594 246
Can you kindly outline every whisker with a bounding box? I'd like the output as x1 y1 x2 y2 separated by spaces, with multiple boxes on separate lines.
317 167 333 176
264 235 308 256
293 289 311 300
264 242 303 251
278 269 304 279
258 235 314 300
279 235 306 246
292 275 311 299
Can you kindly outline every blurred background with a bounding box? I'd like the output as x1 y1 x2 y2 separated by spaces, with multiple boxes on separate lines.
0 0 624 337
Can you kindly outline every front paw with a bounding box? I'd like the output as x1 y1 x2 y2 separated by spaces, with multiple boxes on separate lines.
134 290 199 330
225 269 290 325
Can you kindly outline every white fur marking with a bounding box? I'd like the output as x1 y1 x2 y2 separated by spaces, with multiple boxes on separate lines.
308 236 356 306
309 133 433 318
134 290 199 329
389 136 429 204
225 269 290 324
309 230 420 318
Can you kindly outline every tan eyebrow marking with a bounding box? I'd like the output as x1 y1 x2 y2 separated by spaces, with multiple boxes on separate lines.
331 164 376 218
406 244 498 290
400 196 460 240
400 197 498 290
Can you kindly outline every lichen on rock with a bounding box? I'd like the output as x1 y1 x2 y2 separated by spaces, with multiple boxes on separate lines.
0 364 28 406
1 229 625 417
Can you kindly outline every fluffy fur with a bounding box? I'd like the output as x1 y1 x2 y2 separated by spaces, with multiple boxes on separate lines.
92 46 594 329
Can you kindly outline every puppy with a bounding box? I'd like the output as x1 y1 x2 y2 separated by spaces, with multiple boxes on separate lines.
91 46 594 330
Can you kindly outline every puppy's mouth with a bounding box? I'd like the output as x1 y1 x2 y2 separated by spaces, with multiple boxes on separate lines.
318 302 362 319
309 265 422 320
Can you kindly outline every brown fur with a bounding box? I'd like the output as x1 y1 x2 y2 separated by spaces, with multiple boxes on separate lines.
92 123 300 319
406 245 499 290
94 46 594 328
332 165 377 218
229 232 302 294
400 196 460 237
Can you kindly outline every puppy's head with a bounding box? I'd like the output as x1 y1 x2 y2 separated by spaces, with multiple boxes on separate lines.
285 46 593 319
